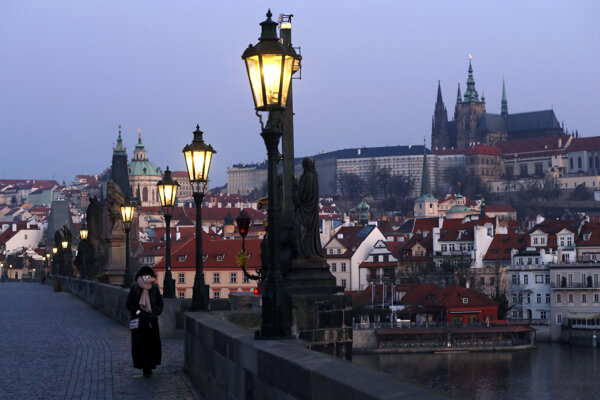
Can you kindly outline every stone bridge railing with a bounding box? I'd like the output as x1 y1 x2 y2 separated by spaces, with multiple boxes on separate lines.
48 276 190 338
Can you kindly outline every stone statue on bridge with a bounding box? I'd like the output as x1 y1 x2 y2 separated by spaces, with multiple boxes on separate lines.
294 157 324 262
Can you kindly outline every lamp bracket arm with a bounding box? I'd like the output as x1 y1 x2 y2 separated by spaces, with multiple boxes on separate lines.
256 111 265 131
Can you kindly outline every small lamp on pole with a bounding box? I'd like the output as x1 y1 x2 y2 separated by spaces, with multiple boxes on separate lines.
79 222 88 241
183 125 216 311
157 166 179 298
120 197 136 288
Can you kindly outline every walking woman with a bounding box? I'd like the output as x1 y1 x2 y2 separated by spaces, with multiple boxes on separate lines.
126 266 163 377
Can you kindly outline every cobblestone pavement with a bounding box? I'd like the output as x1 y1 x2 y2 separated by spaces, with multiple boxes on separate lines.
0 282 203 400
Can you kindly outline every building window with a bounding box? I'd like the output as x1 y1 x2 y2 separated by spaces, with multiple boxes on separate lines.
512 310 519 318
512 293 517 304
526 294 531 304
178 273 185 283
217 255 224 262
535 275 543 284
331 263 337 272
540 311 547 320
545 275 550 284
462 297 469 304
568 274 573 287
557 293 562 303
341 263 347 272
441 244 447 252
178 292 185 299
490 277 495 286
524 275 529 284
536 294 541 303
546 294 550 303
480 277 485 286
230 272 237 283
512 275 518 285
568 293 574 303
533 237 538 245
520 165 528 177
213 273 220 283
578 157 582 169
582 293 587 303
243 275 249 283
595 293 599 303
213 291 220 299
557 313 562 324
341 279 346 288
337 249 341 254
595 274 599 287
556 274 561 286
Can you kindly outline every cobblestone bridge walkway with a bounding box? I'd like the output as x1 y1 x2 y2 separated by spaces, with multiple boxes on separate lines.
0 282 201 400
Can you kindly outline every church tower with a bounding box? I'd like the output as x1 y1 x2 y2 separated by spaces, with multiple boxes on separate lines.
431 81 450 150
454 56 486 149
111 126 131 197
414 142 438 219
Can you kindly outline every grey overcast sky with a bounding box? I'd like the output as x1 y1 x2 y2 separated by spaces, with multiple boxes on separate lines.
1 1 598 186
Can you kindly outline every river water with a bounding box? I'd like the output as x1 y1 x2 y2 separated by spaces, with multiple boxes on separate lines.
353 343 600 399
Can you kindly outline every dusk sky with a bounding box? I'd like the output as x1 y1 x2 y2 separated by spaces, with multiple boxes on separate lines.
1 1 598 187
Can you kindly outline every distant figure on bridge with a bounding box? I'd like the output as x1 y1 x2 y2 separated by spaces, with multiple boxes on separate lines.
126 266 164 377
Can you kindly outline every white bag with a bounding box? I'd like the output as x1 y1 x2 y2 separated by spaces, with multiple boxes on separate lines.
129 318 139 330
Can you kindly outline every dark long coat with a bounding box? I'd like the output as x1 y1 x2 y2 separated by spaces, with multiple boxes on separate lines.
126 283 163 371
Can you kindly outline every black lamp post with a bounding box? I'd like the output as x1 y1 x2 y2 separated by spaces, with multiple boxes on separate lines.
242 10 299 337
183 125 216 311
120 197 136 288
61 238 70 276
157 166 179 298
51 247 58 275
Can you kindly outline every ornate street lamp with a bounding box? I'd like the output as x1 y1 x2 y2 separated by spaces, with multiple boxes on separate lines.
61 239 69 250
120 197 136 288
242 9 298 111
242 10 299 337
157 166 179 298
183 125 216 311
236 209 261 280
79 222 89 241
52 247 58 255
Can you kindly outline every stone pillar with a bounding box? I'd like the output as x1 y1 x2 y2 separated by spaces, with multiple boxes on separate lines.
103 233 126 285
284 258 353 360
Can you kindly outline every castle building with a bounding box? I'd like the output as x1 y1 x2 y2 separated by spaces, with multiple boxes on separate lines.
128 132 162 207
432 57 565 151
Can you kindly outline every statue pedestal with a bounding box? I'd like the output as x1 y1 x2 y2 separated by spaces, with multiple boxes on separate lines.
284 258 353 360
104 233 126 285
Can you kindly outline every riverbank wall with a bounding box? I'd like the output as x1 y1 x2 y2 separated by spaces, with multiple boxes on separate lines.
353 325 535 354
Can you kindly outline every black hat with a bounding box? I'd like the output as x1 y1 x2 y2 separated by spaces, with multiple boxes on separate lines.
135 266 156 279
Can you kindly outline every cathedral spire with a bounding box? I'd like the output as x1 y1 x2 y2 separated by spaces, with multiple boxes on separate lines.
436 80 443 105
113 125 126 155
501 79 508 118
463 55 480 102
456 83 462 104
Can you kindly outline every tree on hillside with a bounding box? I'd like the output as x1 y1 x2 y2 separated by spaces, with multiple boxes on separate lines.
337 173 364 198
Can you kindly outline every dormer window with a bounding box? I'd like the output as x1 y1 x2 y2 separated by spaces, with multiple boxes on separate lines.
178 255 187 263
462 297 469 304
337 249 341 254
217 255 224 262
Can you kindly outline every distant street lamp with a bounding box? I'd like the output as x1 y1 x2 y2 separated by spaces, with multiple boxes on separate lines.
157 166 179 298
120 197 136 288
79 222 89 241
183 125 216 311
242 10 299 337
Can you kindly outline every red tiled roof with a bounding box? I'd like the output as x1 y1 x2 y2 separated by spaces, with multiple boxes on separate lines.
577 223 600 247
412 218 440 234
400 284 496 308
153 236 262 270
498 136 571 157
465 145 501 156
529 219 579 235
568 137 600 152
484 234 529 260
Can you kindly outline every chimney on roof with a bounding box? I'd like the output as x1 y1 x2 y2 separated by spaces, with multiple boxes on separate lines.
12 223 16 232
176 225 181 241
558 138 562 148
